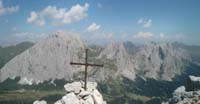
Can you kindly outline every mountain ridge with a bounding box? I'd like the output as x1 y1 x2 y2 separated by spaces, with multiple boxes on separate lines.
0 32 191 85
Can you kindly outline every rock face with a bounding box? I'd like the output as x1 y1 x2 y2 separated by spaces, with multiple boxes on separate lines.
133 43 190 81
0 31 85 84
55 81 106 104
98 42 190 81
98 42 136 80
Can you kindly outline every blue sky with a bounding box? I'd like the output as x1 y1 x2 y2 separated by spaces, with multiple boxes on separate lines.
0 0 200 45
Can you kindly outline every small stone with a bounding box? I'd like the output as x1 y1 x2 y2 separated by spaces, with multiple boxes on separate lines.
64 82 82 94
87 82 97 90
174 86 185 94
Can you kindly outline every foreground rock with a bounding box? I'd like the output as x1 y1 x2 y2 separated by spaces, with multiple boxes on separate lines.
33 81 106 104
163 76 200 104
55 81 106 104
162 87 200 104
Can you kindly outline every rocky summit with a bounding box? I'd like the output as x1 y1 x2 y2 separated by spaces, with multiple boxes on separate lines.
33 81 107 104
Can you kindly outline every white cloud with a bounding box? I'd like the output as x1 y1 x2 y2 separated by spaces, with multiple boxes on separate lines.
134 31 153 39
137 18 152 28
160 33 165 39
13 32 47 38
27 11 45 26
6 6 19 13
87 22 101 32
12 32 48 43
27 11 38 23
62 3 89 24
0 0 19 16
106 32 114 40
27 3 89 26
43 6 65 20
0 32 49 45
174 33 186 40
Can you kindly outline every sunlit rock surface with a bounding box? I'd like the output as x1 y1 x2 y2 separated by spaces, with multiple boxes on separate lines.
55 81 106 104
0 31 85 83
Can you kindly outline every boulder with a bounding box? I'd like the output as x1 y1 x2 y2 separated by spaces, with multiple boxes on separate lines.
186 75 200 91
189 76 200 82
54 93 80 104
33 100 47 104
64 81 82 94
87 82 97 90
174 86 185 94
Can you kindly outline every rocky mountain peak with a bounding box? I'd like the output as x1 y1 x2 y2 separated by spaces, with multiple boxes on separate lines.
133 42 190 81
98 42 136 80
0 31 85 83
98 42 126 59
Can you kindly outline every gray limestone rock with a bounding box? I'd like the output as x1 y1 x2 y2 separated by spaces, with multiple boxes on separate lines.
55 81 106 104
0 31 85 83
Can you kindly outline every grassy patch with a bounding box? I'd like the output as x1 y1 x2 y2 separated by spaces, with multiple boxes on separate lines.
0 90 65 104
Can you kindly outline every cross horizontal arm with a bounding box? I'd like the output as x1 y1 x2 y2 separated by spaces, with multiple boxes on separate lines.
87 63 103 67
70 62 86 66
70 62 103 67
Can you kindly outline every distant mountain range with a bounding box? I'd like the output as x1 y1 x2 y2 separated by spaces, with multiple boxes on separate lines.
0 31 200 104
0 31 192 83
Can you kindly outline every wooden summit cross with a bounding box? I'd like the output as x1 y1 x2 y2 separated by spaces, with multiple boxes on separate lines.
70 49 103 90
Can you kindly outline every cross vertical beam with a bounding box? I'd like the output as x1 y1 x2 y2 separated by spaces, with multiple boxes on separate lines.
70 49 103 90
84 49 88 90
